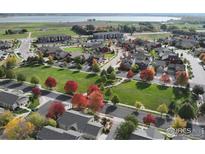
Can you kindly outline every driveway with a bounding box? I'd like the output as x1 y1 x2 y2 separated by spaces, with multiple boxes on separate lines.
18 38 34 60
101 46 123 70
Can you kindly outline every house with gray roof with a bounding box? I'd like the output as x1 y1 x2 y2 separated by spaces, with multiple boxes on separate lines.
36 34 71 44
129 127 164 140
93 32 123 40
37 126 82 140
0 41 11 50
0 90 29 110
57 110 103 139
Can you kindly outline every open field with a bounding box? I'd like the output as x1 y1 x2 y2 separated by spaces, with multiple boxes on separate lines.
111 80 190 110
63 47 84 52
14 66 100 93
30 27 77 38
0 23 77 39
135 33 171 40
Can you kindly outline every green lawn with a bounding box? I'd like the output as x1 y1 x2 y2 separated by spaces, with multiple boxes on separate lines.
104 53 115 59
0 23 77 39
30 27 77 38
135 33 171 41
63 47 84 52
14 66 100 93
111 80 190 110
0 31 28 39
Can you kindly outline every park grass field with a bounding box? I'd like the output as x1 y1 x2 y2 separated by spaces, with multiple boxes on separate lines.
104 53 115 59
111 80 190 110
63 47 84 52
135 33 171 41
14 65 100 93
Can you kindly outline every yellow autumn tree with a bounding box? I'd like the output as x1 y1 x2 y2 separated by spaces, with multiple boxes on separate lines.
3 117 35 140
172 116 187 129
0 111 14 127
6 55 17 69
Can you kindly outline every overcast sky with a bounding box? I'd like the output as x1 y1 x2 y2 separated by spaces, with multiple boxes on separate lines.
1 0 205 13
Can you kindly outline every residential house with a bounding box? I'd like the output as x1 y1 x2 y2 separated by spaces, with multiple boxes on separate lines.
153 60 166 74
0 90 29 110
37 126 82 140
57 110 103 139
38 46 70 61
36 35 71 44
161 53 183 64
167 64 185 76
129 127 164 140
0 41 11 50
93 32 123 40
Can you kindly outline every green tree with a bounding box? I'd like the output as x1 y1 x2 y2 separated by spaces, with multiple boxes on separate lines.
116 121 136 139
178 102 196 120
160 24 167 31
92 63 100 72
107 66 114 74
100 69 107 76
157 103 168 117
6 69 15 79
135 101 144 111
108 72 116 80
111 95 120 105
105 88 113 98
124 115 138 127
47 118 57 127
0 66 6 78
30 76 40 85
131 64 139 73
27 112 47 130
17 73 26 82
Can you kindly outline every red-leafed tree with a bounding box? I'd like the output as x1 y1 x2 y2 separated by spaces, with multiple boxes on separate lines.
140 68 155 81
176 71 189 86
127 70 134 78
32 87 41 98
64 80 78 94
160 73 171 84
46 101 65 120
143 114 156 126
45 76 57 89
71 93 88 109
87 84 100 95
88 91 104 112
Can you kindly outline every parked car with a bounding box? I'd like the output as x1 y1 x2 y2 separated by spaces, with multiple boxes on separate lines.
202 65 205 70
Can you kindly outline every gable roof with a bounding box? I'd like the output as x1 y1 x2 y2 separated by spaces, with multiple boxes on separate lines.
57 110 92 132
129 127 164 140
0 91 20 106
84 120 103 137
37 126 81 140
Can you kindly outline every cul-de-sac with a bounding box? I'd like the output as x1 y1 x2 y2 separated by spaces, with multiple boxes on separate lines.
0 14 205 140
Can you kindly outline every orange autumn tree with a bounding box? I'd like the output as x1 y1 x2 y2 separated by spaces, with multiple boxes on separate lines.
160 73 171 84
176 71 189 86
140 67 155 81
3 118 34 139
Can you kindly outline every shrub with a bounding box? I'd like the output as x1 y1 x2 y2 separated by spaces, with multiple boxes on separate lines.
17 73 26 82
111 95 120 105
30 76 40 85
6 69 15 79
